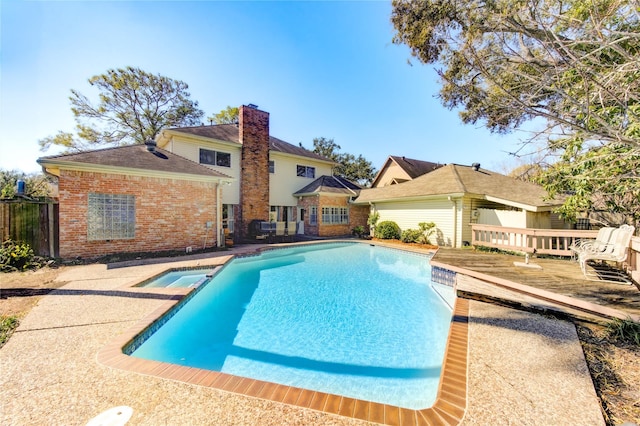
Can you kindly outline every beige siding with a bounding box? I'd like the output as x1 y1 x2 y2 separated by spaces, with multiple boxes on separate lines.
460 197 473 246
374 162 411 187
164 136 334 208
526 211 552 229
165 136 241 205
372 199 459 247
477 208 527 228
269 153 333 206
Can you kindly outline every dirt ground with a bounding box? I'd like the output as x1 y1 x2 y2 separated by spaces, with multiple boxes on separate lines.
1 265 638 425
0 267 68 317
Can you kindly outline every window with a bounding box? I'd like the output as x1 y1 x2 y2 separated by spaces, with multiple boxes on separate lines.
223 204 234 233
321 207 349 225
310 206 317 225
269 160 275 173
87 193 135 240
199 148 231 167
296 165 315 178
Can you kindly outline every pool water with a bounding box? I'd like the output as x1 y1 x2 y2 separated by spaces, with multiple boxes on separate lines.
137 268 217 288
129 243 453 409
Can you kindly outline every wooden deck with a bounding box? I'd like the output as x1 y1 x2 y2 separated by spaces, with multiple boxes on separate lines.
432 248 640 320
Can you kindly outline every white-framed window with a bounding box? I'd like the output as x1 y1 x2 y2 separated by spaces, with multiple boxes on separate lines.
199 148 231 167
321 207 349 224
309 206 318 225
296 165 315 178
87 193 135 240
269 160 275 173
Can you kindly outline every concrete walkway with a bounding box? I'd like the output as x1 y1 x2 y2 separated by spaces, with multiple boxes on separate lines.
0 244 604 425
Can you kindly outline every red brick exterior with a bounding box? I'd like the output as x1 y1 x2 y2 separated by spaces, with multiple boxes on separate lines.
350 202 371 235
298 194 369 237
239 105 270 239
57 170 218 259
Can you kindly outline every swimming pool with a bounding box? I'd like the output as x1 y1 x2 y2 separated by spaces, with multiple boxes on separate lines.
127 242 453 409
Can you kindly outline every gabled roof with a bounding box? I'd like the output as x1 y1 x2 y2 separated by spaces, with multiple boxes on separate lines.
354 164 564 211
370 155 443 187
162 124 334 164
293 175 361 197
37 144 233 181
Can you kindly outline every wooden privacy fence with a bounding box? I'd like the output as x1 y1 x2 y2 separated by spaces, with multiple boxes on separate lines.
0 200 59 257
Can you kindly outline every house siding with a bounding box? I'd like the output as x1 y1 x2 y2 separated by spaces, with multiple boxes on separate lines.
269 153 333 207
373 162 411 187
372 199 459 247
165 136 241 205
57 170 218 259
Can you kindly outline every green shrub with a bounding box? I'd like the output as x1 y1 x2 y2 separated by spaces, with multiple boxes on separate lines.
401 228 423 243
416 221 436 245
400 222 437 244
0 315 19 348
375 221 401 240
352 225 366 238
0 240 35 272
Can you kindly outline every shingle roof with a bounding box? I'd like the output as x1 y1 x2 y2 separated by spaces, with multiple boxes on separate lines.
371 155 443 187
37 144 232 179
166 124 334 163
293 175 361 196
355 164 563 209
389 156 443 179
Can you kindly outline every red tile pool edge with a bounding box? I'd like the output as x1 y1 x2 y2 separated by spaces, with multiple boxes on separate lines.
97 293 469 426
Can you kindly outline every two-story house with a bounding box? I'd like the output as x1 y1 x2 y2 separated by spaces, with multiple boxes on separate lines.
38 105 368 259
157 105 369 241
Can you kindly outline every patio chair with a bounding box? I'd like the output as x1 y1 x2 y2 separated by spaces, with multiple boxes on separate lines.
569 226 615 259
275 221 286 242
286 221 297 242
578 224 635 284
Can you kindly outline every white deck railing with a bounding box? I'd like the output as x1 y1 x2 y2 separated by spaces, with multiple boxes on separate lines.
470 224 598 256
471 224 640 283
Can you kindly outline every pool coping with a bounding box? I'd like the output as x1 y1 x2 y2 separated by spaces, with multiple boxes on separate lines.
97 243 469 426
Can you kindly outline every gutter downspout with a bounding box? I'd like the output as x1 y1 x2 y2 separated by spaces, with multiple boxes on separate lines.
216 182 224 248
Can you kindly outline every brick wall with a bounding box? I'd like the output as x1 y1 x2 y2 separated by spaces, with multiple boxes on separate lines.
298 194 369 237
58 170 218 259
298 196 319 236
239 105 270 239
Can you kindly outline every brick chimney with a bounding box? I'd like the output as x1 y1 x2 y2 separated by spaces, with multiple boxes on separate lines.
239 104 270 239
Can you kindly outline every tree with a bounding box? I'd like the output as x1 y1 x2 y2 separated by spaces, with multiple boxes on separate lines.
39 67 204 152
391 0 640 148
539 143 640 224
207 106 239 125
0 170 54 199
391 0 640 223
304 137 377 186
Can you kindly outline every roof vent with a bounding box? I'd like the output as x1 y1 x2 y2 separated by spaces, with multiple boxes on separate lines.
247 103 258 109
472 162 480 171
144 139 157 152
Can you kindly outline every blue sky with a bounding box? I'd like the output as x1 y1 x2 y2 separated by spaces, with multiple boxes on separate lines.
1 0 526 175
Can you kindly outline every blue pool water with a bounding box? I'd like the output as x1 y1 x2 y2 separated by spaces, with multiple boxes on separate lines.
129 242 453 409
137 268 218 288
